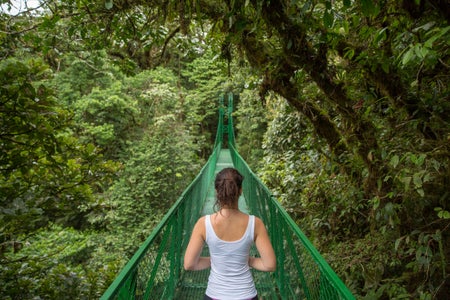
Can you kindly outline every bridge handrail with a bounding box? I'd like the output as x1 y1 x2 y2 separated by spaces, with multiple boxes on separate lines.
100 97 226 299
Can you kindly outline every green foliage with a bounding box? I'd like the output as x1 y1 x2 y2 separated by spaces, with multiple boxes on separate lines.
260 93 449 298
0 56 203 298
52 51 124 105
74 82 139 159
270 2 449 296
0 58 118 237
260 97 366 238
1 224 91 298
234 89 267 170
103 113 200 256
398 23 449 68
182 49 229 157
0 57 118 298
0 223 124 299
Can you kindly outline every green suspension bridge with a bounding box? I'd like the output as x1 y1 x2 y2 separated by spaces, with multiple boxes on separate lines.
101 93 355 300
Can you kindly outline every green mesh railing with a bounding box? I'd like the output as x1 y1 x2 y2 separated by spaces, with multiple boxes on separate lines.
101 92 354 299
100 100 226 300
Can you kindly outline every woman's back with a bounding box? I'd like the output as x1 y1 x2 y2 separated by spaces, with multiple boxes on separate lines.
183 168 275 300
205 212 257 299
209 210 249 241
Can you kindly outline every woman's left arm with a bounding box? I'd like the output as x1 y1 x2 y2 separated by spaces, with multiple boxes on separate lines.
184 217 211 271
249 217 276 272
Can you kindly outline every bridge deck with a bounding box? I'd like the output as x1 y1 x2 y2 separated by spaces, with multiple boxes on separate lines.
175 149 278 299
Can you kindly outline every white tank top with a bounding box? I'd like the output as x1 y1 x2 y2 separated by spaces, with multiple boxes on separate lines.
205 214 257 300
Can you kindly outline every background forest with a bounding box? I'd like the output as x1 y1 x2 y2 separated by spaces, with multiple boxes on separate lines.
1 0 449 299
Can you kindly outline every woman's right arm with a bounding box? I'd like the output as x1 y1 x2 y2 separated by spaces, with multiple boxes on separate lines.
249 217 276 272
184 217 211 271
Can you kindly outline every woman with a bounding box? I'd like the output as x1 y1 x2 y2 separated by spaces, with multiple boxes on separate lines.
184 167 276 300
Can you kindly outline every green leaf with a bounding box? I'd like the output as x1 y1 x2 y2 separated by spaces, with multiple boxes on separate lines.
402 176 412 191
381 61 389 73
417 188 425 197
390 155 399 168
372 196 380 210
417 154 426 166
413 172 422 188
395 237 403 251
323 10 334 28
374 27 388 45
344 48 354 59
402 47 415 66
424 26 450 48
105 0 113 9
287 39 293 49
435 207 450 219
414 44 429 59
385 202 394 214
361 0 379 17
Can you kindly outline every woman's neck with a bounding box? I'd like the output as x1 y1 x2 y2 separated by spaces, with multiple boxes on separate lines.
218 206 239 216
221 205 238 210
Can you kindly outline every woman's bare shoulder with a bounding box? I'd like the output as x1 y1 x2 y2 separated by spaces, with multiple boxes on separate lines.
253 215 264 224
197 215 207 224
253 216 268 232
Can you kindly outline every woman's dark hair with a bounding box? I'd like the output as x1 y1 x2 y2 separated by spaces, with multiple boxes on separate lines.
214 168 244 210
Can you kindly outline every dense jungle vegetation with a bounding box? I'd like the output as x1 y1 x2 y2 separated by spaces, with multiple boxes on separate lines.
1 0 449 299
